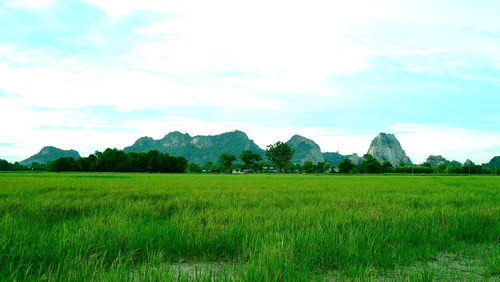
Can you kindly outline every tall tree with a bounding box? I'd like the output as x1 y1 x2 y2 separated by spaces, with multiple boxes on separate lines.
49 157 78 172
239 150 262 170
315 161 331 173
338 158 355 173
382 160 394 173
187 162 202 173
218 153 237 173
0 159 13 171
265 141 294 172
303 160 314 173
359 154 383 173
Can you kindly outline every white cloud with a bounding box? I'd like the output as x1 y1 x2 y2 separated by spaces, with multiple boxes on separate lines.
125 2 379 95
397 49 449 56
390 124 500 164
0 128 139 162
0 45 48 64
84 0 404 96
0 50 281 111
83 0 401 20
80 0 176 17
5 0 52 9
2 1 499 163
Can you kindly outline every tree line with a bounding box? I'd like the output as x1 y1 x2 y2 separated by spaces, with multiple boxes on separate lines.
191 142 496 175
0 159 28 171
0 141 497 175
0 149 187 173
335 154 490 175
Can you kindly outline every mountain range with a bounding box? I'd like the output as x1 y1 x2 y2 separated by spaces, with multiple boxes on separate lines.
123 130 264 165
20 146 80 166
425 155 462 167
18 131 499 168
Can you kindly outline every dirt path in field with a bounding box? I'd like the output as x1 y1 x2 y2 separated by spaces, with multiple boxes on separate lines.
324 243 499 281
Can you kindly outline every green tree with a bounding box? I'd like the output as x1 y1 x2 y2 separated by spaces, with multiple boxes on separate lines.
49 157 78 172
382 160 394 173
187 162 202 173
30 162 48 171
218 153 237 173
315 161 331 173
265 141 294 172
359 154 383 174
0 159 13 171
284 163 299 173
239 150 262 171
69 149 186 173
338 158 355 173
203 161 216 172
303 160 314 173
437 163 447 174
11 162 28 171
422 162 432 168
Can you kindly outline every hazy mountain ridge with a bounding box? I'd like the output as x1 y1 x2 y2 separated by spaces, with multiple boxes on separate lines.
322 152 362 166
426 155 450 167
20 146 80 166
19 131 497 167
425 155 464 167
123 130 264 164
483 156 500 168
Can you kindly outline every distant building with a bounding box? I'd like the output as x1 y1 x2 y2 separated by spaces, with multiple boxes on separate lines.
262 167 277 173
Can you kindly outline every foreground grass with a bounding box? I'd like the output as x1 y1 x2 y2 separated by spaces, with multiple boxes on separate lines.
0 173 498 281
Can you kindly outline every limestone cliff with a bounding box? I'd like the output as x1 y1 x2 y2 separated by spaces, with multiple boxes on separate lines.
286 135 325 164
367 133 412 166
20 146 80 166
124 130 264 164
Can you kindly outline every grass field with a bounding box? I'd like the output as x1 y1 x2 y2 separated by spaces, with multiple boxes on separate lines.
0 173 499 281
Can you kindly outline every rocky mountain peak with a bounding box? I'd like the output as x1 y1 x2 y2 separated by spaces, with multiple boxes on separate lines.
367 133 412 166
40 146 58 155
483 156 500 168
20 146 80 166
287 135 315 146
286 135 325 164
124 130 264 164
162 131 191 141
426 155 450 167
349 153 362 165
464 159 475 166
220 130 249 139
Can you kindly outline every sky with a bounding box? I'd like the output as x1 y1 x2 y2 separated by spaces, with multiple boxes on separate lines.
1 0 499 164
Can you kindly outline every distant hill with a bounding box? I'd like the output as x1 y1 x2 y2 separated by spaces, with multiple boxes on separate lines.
483 156 500 168
349 153 362 165
322 152 361 166
124 130 264 164
426 155 450 167
126 131 336 165
322 152 345 166
367 133 412 166
286 135 324 164
20 146 80 166
19 131 495 169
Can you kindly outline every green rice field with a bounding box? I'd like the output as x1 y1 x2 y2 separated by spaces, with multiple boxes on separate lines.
0 173 499 281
